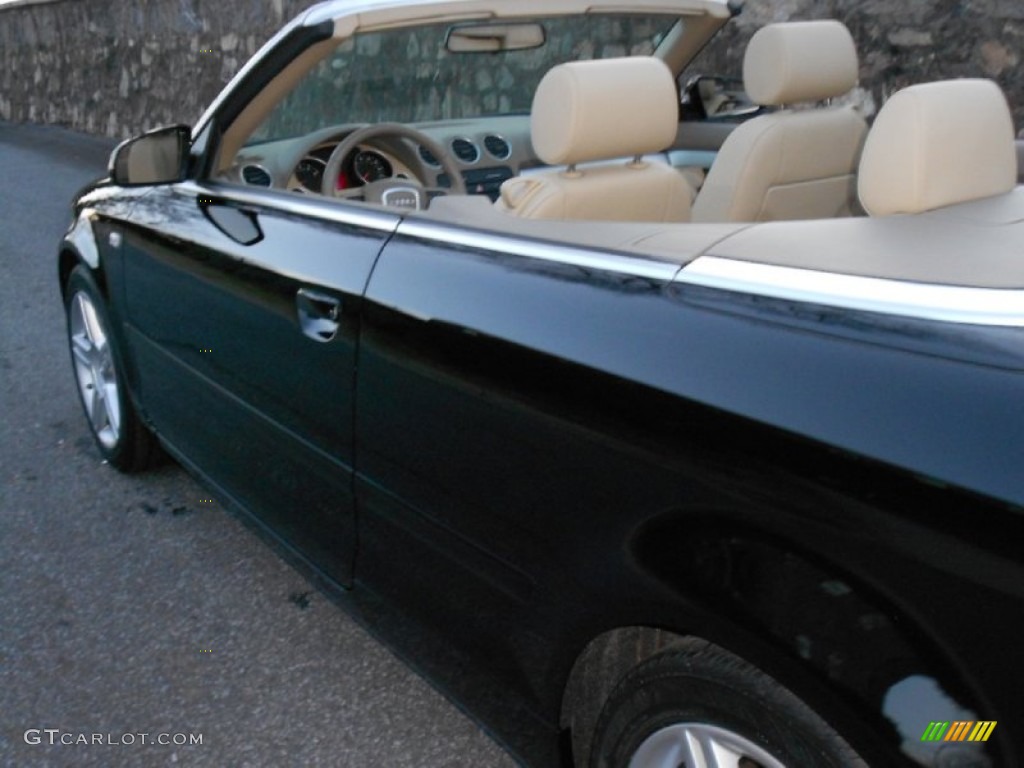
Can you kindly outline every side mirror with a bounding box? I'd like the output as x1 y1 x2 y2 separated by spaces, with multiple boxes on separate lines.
109 125 191 186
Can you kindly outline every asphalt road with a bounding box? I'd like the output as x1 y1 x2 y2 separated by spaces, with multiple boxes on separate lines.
0 122 516 767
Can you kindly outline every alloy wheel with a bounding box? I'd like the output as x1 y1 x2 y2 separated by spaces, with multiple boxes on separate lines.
69 291 122 449
629 723 787 768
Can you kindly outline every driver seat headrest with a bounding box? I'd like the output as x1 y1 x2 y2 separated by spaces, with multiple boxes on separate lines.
530 56 679 166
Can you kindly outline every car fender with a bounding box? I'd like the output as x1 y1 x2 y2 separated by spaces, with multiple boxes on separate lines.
65 207 101 271
558 507 1009 768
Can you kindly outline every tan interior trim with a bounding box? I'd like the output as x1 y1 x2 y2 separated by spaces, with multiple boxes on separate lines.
858 79 1016 217
659 13 731 75
742 20 858 106
531 57 679 166
217 38 338 172
217 2 732 169
325 1 733 35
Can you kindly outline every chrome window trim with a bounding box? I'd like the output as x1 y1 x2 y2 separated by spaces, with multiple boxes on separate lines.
680 255 1024 327
178 180 402 233
397 219 683 282
178 184 1024 327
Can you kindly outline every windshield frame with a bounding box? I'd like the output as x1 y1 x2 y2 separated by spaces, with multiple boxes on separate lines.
243 13 683 147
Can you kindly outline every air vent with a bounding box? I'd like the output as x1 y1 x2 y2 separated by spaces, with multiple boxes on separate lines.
241 165 271 187
418 145 441 167
451 138 480 164
483 135 511 160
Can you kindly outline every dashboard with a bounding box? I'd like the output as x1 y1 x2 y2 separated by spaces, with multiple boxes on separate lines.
288 143 419 194
223 117 533 202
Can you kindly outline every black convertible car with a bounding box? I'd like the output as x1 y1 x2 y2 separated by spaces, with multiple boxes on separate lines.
59 0 1023 766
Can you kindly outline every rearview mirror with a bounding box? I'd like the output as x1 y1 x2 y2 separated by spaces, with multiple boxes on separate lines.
446 22 545 53
109 125 190 186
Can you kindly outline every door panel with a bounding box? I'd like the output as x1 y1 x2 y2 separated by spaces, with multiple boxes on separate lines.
353 227 694 709
353 217 1024 740
121 183 399 585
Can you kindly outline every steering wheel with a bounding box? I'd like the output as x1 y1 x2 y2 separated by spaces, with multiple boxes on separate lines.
320 123 467 207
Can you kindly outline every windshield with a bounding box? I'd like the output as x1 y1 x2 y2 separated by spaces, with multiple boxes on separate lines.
247 14 680 145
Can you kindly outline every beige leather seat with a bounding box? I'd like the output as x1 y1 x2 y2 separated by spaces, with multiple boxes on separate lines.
858 79 1017 216
496 57 692 222
691 21 868 223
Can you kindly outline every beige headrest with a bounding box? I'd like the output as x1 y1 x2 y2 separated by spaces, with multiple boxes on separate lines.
531 57 678 166
858 79 1017 217
743 21 858 106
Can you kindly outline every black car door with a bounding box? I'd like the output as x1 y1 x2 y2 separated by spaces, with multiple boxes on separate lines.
120 181 399 586
350 218 696 693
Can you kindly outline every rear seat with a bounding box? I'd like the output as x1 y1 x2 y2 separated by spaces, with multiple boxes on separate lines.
858 79 1017 216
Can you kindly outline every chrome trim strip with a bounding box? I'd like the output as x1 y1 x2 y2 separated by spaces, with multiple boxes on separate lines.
178 180 401 232
396 219 682 282
680 256 1024 327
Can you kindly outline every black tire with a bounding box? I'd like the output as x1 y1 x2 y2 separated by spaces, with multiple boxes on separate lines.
65 264 157 472
589 639 867 768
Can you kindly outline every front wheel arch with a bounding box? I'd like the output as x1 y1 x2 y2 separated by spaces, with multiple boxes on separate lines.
59 247 85 303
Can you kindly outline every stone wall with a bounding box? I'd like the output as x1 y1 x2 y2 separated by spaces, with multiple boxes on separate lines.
0 0 312 137
0 0 1022 140
692 0 1024 125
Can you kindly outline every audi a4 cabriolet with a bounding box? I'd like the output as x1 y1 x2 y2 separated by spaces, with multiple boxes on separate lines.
59 0 1024 765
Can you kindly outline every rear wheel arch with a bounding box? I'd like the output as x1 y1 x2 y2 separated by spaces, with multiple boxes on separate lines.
632 512 1003 728
587 637 870 768
559 624 883 767
560 625 686 767
557 537 1002 768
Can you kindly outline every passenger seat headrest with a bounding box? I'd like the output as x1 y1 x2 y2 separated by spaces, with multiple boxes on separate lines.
743 21 858 106
858 79 1017 217
531 57 678 166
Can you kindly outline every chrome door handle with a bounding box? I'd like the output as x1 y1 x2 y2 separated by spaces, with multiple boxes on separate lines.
296 288 341 342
